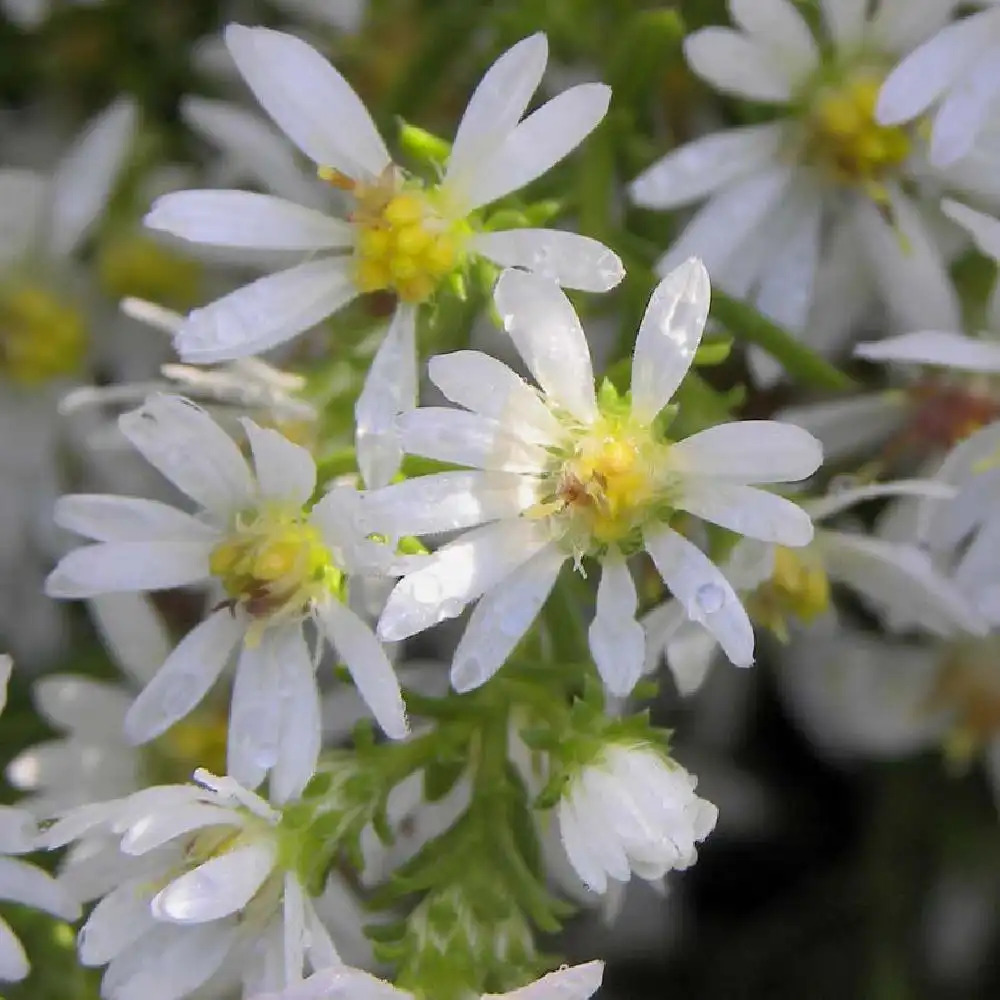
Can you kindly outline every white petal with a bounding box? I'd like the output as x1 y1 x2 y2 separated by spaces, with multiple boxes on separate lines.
260 967 410 1000
670 421 823 484
88 593 173 688
455 84 611 211
644 526 755 668
806 479 956 523
377 519 551 641
729 0 818 80
678 481 814 546
684 28 794 102
450 544 564 693
446 33 548 187
54 495 216 543
470 229 623 292
79 877 156 966
557 799 607 894
0 170 47 267
819 0 867 47
629 123 785 209
319 599 407 740
665 618 719 696
855 331 1000 372
427 350 562 444
33 675 130 739
152 842 275 923
271 636 323 803
0 919 27 982
145 191 354 250
45 540 213 599
120 802 240 856
224 24 390 179
118 394 254 517
174 257 358 364
124 609 243 744
242 420 317 505
355 306 417 490
870 0 961 53
48 99 137 258
930 48 1000 167
487 962 604 1000
630 258 710 423
0 856 80 920
589 554 645 696
942 199 1000 261
493 269 597 422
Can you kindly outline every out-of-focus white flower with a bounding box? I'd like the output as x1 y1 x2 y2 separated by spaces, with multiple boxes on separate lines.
878 1 1000 168
1 0 103 30
40 770 341 1000
0 654 82 981
556 744 717 895
250 957 604 1000
629 0 996 383
369 260 821 694
146 26 620 487
271 0 366 35
44 394 412 801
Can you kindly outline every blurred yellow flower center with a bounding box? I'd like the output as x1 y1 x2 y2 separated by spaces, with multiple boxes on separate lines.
320 166 462 304
746 545 830 641
805 72 911 204
149 705 228 785
0 285 87 384
209 504 340 630
98 234 203 310
930 639 1000 767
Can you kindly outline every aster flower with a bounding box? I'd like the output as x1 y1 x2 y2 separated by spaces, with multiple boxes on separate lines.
0 655 82 981
44 393 410 801
40 770 341 1000
628 0 996 383
556 743 717 895
145 25 621 487
367 260 822 695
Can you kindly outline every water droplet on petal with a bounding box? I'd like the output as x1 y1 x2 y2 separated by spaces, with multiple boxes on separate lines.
694 583 725 616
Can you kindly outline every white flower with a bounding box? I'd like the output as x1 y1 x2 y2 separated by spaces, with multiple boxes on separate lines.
44 393 410 801
0 655 81 981
877 2 1000 167
40 771 341 1000
368 259 821 694
145 26 621 487
249 958 604 1000
628 0 994 383
557 744 717 895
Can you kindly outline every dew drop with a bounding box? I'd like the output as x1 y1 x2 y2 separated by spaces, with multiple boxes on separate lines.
694 583 725 616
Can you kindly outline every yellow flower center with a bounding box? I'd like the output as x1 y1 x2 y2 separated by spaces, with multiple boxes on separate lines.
746 545 830 641
98 233 203 310
0 285 87 385
804 71 912 204
147 704 229 785
320 166 463 304
209 504 341 632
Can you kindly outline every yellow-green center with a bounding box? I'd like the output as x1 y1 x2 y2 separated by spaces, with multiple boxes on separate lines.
0 285 87 385
745 545 831 641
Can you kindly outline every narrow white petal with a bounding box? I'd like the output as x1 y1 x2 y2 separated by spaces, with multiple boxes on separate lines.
118 394 254 517
54 495 216 544
242 420 317 506
644 526 754 668
930 49 1000 167
152 843 275 923
729 0 818 80
589 554 644 697
377 520 551 641
88 593 173 688
120 803 241 856
819 0 866 47
446 33 548 186
450 544 564 693
45 541 213 599
684 28 794 102
271 634 323 802
470 229 623 292
124 609 243 744
0 169 47 268
670 421 823 484
48 99 137 258
455 84 611 211
0 809 35 855
870 0 961 53
33 675 130 738
677 481 814 546
493 269 597 422
557 799 607 894
0 857 80 920
487 962 605 1000
319 600 407 739
174 258 358 364
806 479 956 523
355 306 417 490
855 331 1000 372
0 918 28 982
224 24 390 179
78 878 156 966
630 258 710 424
665 617 719 696
942 199 1000 262
145 191 354 250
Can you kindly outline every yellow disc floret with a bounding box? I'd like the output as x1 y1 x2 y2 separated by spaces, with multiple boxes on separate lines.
0 285 87 384
746 545 830 641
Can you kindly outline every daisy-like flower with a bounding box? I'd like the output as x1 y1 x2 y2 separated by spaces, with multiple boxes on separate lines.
145 25 621 487
367 260 822 695
628 0 996 383
556 743 717 895
44 393 410 801
877 1 1000 168
0 655 82 981
40 770 341 1000
251 957 604 1000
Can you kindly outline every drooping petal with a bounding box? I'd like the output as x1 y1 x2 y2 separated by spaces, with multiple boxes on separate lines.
54 495 217 544
78 877 157 967
677 481 815 547
88 593 174 688
173 257 358 364
271 633 323 802
145 191 354 251
450 544 564 693
670 421 823 484
493 269 597 422
242 420 317 505
942 199 1000 261
855 330 1000 372
644 526 755 668
630 258 710 424
224 24 390 180
806 479 955 523
684 28 794 102
589 553 645 697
